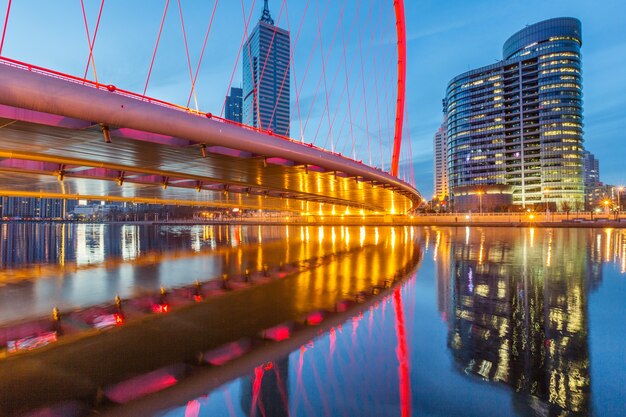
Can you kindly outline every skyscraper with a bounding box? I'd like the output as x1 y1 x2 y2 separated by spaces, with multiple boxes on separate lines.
582 150 600 209
242 0 290 136
433 99 449 201
446 18 584 211
582 150 600 188
225 87 243 123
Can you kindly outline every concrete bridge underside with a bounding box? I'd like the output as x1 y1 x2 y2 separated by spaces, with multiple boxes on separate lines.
0 62 421 215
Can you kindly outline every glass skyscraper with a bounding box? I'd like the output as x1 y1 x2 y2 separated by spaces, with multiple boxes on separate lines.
242 0 290 137
446 18 584 210
225 87 243 123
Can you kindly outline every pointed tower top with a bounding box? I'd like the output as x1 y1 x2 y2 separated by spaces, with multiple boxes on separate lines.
260 0 274 25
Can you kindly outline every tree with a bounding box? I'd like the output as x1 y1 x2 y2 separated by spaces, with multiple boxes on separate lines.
561 201 572 220
574 200 584 216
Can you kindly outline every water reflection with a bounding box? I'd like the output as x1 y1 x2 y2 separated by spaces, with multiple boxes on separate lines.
151 227 625 417
443 228 599 416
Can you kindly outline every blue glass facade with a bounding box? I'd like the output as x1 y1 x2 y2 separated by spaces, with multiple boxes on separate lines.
242 4 290 136
446 18 584 209
225 87 243 123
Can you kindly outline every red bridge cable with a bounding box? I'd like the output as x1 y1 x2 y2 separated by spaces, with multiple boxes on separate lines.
406 114 416 186
240 0 259 127
176 0 197 109
300 0 332 137
338 6 357 159
372 2 385 167
144 0 170 97
313 0 336 151
268 0 310 141
370 1 385 170
79 0 100 83
81 0 105 81
332 0 377 161
256 0 287 132
293 0 330 136
221 0 257 119
391 0 407 177
186 0 219 108
356 0 376 166
313 0 352 149
327 0 371 156
317 0 357 152
379 5 396 172
0 0 12 56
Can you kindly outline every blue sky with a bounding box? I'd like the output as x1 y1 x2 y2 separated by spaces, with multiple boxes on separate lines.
1 0 624 197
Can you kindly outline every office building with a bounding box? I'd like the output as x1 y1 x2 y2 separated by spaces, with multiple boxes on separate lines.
225 87 243 123
433 100 449 201
242 0 290 136
582 150 601 209
0 197 76 219
446 18 584 211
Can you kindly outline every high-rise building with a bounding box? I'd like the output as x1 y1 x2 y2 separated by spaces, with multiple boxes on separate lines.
582 150 601 210
582 150 600 187
446 18 584 211
433 100 449 201
0 197 75 219
225 87 243 123
242 0 290 136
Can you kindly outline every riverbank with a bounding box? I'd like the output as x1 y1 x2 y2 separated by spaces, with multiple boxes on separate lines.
2 215 625 228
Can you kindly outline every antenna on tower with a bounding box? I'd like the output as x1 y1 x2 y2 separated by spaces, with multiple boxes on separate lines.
260 0 274 25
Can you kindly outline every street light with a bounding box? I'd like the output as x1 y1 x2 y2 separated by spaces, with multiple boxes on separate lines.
618 186 624 213
477 190 484 215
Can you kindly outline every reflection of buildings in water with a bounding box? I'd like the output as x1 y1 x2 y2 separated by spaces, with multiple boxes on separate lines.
240 357 290 417
432 228 452 322
443 228 598 416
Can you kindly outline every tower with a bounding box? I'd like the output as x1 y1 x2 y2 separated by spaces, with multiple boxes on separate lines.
242 0 291 136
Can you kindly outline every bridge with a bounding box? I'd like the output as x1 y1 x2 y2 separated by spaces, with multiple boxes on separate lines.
0 0 421 215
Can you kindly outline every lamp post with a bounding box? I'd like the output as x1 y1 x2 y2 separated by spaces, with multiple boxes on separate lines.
618 186 623 213
477 190 483 215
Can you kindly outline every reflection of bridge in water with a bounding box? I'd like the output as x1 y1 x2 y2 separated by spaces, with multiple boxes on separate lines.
0 224 421 416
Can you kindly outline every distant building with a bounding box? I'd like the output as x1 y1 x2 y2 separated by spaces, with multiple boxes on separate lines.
582 150 600 187
582 150 601 210
242 0 290 136
0 197 76 218
225 87 243 123
433 100 449 201
446 18 584 212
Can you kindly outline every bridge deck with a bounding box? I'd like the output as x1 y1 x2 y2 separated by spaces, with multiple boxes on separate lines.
0 61 421 214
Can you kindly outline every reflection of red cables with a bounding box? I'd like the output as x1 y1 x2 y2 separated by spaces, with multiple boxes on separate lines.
0 0 11 56
393 287 412 417
250 365 265 417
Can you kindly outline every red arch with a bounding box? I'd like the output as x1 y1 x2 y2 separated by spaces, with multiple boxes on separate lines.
390 0 406 177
